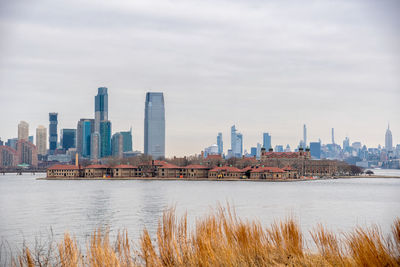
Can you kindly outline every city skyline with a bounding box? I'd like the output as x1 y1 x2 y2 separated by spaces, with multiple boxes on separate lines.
0 0 399 156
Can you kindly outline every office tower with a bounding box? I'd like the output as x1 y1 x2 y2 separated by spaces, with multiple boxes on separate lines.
204 144 218 157
275 145 284 152
144 92 165 159
77 119 94 157
263 133 271 150
100 121 112 158
36 125 47 155
256 143 261 159
310 142 321 159
29 136 34 143
0 146 18 167
250 147 257 157
61 129 76 151
331 128 335 144
49 113 58 154
120 129 133 152
303 124 307 148
6 138 18 150
16 140 38 167
94 87 108 133
90 132 100 160
385 124 393 151
285 144 291 152
343 137 350 152
217 132 223 155
111 132 123 158
18 121 29 141
230 125 243 157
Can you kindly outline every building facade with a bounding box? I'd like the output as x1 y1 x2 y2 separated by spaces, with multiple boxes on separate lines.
16 140 38 167
18 121 29 141
77 119 94 157
94 87 108 133
111 132 123 158
61 129 76 151
36 125 47 155
263 133 271 150
0 146 18 168
120 129 133 152
217 132 223 155
385 124 393 151
49 113 58 154
100 121 112 158
144 92 165 159
310 142 321 159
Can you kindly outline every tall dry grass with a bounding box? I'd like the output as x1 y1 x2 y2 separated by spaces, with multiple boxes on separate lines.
7 206 400 266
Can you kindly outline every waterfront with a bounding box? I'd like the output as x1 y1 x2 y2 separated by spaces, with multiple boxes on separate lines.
0 170 399 250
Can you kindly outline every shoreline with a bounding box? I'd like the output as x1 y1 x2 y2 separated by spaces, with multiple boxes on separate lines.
37 175 400 181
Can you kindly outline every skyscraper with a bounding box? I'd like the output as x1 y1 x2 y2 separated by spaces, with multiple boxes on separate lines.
230 125 243 158
120 129 133 152
310 142 321 159
61 129 76 151
77 119 94 157
111 132 123 158
217 132 223 155
385 124 393 151
263 133 271 150
49 113 58 154
95 87 108 133
36 125 47 155
303 124 307 148
100 121 112 158
144 92 165 159
90 132 100 160
331 128 335 145
18 121 29 141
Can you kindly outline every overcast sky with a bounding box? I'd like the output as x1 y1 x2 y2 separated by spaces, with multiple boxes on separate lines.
0 0 399 156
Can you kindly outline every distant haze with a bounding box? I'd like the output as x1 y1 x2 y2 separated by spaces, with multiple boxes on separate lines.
0 0 399 157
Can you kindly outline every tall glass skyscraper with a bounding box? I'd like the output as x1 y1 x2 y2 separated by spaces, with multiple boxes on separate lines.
263 132 271 150
77 119 94 157
120 129 133 152
100 121 112 158
144 92 165 159
49 113 58 154
230 125 243 158
61 129 76 150
95 87 108 133
217 132 223 155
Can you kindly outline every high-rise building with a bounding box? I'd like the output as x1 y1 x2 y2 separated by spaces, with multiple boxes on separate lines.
49 113 58 154
331 128 335 145
90 132 100 160
120 129 133 152
77 119 94 157
18 121 29 141
36 125 47 155
0 145 18 167
275 145 284 152
16 139 38 167
263 133 271 150
303 124 307 148
250 147 257 157
256 143 262 159
310 142 321 159
111 132 123 158
343 137 350 152
230 125 243 157
6 138 18 150
0 139 3 146
61 129 76 151
28 136 34 144
94 87 108 133
217 132 223 155
385 124 393 151
100 121 112 158
144 92 165 159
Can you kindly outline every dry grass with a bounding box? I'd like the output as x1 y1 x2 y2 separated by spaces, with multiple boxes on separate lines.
7 206 400 266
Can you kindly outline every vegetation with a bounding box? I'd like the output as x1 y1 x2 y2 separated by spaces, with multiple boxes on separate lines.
4 207 399 266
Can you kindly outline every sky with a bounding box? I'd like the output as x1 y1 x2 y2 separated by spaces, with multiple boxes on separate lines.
0 0 399 157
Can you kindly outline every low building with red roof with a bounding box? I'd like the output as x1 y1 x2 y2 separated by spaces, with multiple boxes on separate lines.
182 164 210 178
47 164 81 178
84 164 109 178
208 166 244 179
157 162 182 178
250 166 287 179
112 164 139 178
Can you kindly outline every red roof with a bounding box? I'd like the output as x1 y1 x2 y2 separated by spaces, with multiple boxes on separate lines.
113 164 137 169
283 166 296 171
183 164 210 169
251 167 285 173
159 162 180 169
85 164 108 169
241 166 254 172
209 166 243 172
48 164 80 170
206 154 223 160
262 152 301 159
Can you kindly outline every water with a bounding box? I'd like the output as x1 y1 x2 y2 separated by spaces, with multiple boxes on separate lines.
0 171 399 249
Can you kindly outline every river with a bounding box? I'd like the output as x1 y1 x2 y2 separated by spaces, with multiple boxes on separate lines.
0 169 399 249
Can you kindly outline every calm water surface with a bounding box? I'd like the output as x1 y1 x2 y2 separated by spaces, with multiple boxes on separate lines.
1 170 400 248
